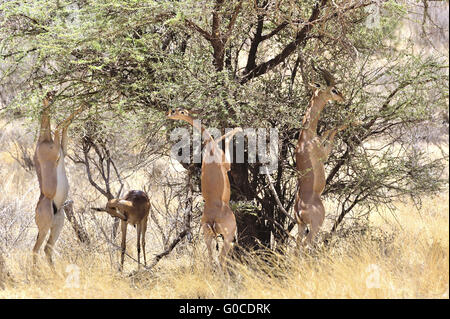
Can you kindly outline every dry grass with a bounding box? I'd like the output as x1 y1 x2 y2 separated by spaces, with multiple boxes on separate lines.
0 192 447 299
0 119 448 299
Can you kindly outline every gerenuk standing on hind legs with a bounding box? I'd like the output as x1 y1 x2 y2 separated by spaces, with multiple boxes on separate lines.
33 91 86 267
167 109 241 269
294 64 350 250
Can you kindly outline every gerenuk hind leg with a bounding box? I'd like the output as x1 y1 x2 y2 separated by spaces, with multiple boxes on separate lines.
33 196 53 265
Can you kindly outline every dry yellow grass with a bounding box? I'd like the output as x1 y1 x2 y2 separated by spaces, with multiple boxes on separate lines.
0 119 448 299
0 192 447 299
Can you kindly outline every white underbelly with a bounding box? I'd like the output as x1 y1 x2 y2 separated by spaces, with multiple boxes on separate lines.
53 150 69 210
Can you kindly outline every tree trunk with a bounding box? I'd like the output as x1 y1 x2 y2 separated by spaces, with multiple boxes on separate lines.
229 161 272 250
63 200 91 245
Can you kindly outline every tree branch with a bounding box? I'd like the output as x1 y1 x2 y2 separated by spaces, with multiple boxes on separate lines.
260 21 289 41
147 229 188 269
241 0 329 84
262 166 297 224
184 18 213 42
223 0 243 43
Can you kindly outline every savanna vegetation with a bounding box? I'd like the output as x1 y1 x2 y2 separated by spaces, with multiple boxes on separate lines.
0 0 448 298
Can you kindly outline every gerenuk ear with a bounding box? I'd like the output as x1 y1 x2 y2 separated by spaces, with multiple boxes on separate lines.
308 82 322 91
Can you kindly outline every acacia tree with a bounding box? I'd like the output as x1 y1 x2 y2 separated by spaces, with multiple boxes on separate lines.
0 0 448 251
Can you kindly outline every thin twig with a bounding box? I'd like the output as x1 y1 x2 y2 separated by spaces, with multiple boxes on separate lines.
262 166 297 224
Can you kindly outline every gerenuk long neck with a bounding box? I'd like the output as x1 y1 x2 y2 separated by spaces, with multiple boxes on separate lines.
38 98 52 142
182 116 215 145
302 92 328 133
